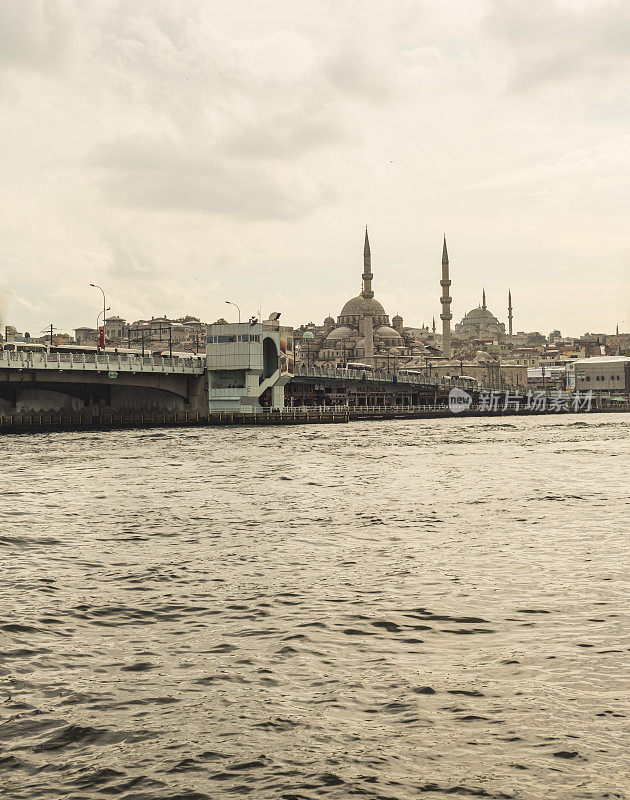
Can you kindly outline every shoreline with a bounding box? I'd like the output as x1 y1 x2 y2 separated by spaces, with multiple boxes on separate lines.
0 404 627 435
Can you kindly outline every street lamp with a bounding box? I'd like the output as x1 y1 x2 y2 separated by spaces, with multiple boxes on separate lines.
225 300 241 323
90 283 107 347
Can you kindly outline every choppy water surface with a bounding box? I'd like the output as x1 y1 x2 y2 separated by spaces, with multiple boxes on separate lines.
0 414 629 800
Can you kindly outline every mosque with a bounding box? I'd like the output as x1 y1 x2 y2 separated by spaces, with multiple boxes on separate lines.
454 289 510 341
301 229 513 368
305 230 429 369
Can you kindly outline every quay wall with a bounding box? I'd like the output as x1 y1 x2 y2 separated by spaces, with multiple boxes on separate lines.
0 402 627 435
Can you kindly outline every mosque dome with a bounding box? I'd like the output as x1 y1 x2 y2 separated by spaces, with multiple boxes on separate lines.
326 326 355 341
464 306 499 322
324 315 335 326
340 295 386 317
392 314 403 324
375 325 402 339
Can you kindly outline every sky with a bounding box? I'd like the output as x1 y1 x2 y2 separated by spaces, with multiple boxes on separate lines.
0 0 628 338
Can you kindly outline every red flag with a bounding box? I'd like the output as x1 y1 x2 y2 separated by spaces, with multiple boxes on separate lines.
99 327 105 347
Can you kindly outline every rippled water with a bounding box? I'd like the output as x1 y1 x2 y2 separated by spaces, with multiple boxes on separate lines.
1 414 629 800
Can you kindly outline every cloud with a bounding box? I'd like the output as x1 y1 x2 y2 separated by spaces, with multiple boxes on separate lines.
0 0 75 72
486 0 630 91
89 136 337 219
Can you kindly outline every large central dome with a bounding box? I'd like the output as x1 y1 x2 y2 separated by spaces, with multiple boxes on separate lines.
463 306 498 322
340 295 386 317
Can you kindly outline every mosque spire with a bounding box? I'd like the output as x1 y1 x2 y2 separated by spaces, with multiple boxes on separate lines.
432 316 436 334
440 233 452 359
482 287 487 310
361 226 374 299
508 289 513 337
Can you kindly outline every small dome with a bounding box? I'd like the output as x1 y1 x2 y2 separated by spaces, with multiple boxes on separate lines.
326 326 355 341
392 314 403 323
324 316 335 325
375 325 402 339
389 347 400 354
302 331 315 339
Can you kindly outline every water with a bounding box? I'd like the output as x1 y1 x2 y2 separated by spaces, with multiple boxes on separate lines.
0 414 628 800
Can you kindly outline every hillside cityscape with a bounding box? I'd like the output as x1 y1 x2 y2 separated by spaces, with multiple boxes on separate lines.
3 231 628 393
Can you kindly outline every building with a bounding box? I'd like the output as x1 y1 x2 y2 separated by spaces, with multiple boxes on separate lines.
74 327 99 345
206 320 293 411
430 358 527 388
127 316 206 352
527 366 567 391
571 356 630 394
104 316 128 343
454 289 507 341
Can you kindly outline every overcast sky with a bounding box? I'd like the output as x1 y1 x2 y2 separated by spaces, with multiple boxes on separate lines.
0 0 628 337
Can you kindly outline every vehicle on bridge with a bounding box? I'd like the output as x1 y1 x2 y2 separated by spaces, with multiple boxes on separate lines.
345 362 374 371
151 349 204 360
2 342 48 353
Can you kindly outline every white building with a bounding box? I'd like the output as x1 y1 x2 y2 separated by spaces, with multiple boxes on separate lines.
206 321 293 411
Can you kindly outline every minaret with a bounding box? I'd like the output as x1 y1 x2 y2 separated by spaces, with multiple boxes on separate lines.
361 226 375 363
508 290 513 337
432 317 436 334
361 227 374 299
440 234 452 359
482 287 487 310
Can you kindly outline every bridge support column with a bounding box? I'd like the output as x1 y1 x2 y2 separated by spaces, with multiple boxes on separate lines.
271 384 284 409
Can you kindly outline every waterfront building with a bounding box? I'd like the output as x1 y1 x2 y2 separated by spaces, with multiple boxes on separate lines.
571 356 630 394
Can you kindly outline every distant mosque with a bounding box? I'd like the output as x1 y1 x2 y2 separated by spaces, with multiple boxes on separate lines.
454 288 509 341
306 229 430 368
302 229 514 368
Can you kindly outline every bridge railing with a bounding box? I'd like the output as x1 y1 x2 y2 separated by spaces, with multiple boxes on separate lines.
0 350 205 374
291 364 500 391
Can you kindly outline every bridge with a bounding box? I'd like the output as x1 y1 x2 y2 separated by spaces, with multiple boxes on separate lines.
0 345 484 418
0 349 206 414
286 363 477 407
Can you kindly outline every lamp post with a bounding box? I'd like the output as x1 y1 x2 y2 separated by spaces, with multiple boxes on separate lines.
90 283 107 348
225 300 241 323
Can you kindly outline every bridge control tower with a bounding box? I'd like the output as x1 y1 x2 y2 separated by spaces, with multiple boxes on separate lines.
206 321 293 411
